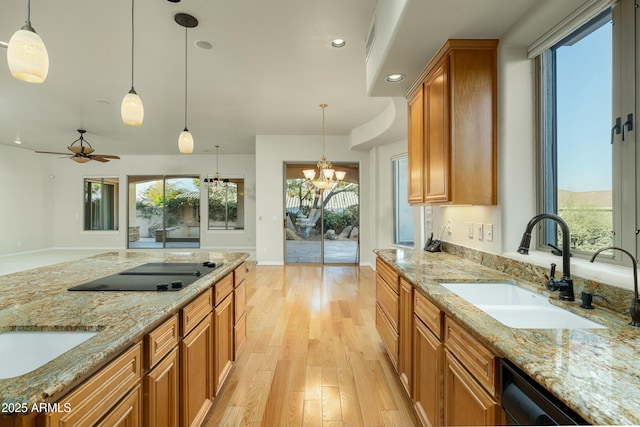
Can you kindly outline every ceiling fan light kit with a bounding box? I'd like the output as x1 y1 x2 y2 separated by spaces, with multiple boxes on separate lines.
121 0 144 126
176 13 198 154
7 0 49 83
35 129 120 163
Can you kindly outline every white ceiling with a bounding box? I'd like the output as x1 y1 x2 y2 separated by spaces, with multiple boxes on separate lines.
0 0 540 157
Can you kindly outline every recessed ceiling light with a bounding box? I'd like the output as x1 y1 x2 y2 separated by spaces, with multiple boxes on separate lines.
166 0 181 3
14 138 21 145
195 40 213 50
331 39 346 48
385 73 405 83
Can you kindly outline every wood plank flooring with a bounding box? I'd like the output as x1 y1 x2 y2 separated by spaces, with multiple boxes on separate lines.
203 265 419 427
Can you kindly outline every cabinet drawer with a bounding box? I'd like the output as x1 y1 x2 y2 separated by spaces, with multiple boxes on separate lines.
234 280 246 324
444 317 497 396
376 258 399 293
234 262 247 286
376 274 399 330
414 291 442 339
214 273 234 306
182 291 213 336
376 303 398 370
145 314 179 370
42 343 142 427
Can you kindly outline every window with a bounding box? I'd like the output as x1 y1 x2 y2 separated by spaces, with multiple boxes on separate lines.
84 177 118 231
393 156 414 246
539 7 620 257
538 0 640 264
208 178 244 230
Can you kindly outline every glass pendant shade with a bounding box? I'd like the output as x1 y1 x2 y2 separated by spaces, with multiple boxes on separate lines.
303 169 316 180
322 168 335 180
178 129 194 153
7 27 49 83
121 89 144 126
334 170 347 181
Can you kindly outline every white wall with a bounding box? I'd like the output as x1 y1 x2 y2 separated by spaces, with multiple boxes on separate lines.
43 154 256 252
0 146 54 255
255 135 372 265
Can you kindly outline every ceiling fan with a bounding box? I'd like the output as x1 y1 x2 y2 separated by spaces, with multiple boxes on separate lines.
36 129 120 163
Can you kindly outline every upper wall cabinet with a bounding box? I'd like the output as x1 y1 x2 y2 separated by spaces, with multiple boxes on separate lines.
406 39 498 205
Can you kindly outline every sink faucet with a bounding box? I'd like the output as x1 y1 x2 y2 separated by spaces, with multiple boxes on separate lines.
517 213 575 301
590 246 640 327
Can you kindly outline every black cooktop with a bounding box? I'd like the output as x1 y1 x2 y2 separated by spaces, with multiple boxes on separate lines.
68 262 220 292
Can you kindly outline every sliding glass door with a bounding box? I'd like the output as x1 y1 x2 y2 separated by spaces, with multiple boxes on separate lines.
284 163 359 264
128 175 200 249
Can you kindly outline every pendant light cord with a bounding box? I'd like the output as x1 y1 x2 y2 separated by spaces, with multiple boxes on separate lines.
26 0 31 25
184 25 188 130
130 0 135 89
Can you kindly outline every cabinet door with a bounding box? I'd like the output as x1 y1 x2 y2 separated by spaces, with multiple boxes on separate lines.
180 314 213 427
144 347 179 427
444 350 499 427
399 278 413 397
424 59 450 203
413 316 442 427
96 384 142 427
234 278 247 359
408 85 425 204
214 293 234 396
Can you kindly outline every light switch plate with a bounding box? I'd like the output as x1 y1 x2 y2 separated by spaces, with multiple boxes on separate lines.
477 223 484 241
467 222 474 239
486 224 493 241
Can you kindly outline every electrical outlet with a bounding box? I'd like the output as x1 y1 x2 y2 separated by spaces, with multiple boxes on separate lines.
477 223 484 241
486 224 493 242
467 222 474 239
447 219 452 234
425 218 433 231
425 205 433 215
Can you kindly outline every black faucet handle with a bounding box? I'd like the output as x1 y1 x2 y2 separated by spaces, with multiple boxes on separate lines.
549 263 556 280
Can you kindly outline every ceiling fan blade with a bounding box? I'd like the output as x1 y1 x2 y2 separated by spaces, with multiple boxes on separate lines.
91 157 109 163
35 150 71 155
92 154 120 159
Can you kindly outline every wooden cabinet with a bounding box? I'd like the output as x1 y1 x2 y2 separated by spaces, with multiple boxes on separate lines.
444 351 499 426
443 317 499 426
412 291 443 427
180 313 213 427
213 292 234 396
406 39 498 205
375 258 400 370
399 278 414 397
144 347 179 427
408 85 425 203
41 343 142 427
144 315 180 427
233 262 247 358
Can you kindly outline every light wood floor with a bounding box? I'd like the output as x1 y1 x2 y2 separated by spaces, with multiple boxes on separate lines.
203 265 419 427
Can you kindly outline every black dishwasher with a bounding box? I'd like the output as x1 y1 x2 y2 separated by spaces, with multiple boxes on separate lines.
501 360 589 425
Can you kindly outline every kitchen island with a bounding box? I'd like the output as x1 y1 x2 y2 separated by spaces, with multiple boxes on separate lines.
0 251 248 426
375 247 640 426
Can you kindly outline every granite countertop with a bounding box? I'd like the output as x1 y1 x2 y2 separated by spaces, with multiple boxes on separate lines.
0 251 248 413
375 248 640 426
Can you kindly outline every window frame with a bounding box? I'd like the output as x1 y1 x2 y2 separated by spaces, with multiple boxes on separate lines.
392 154 414 247
206 177 245 231
535 0 637 266
83 177 119 231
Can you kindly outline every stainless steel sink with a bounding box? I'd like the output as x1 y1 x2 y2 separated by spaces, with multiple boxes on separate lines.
0 330 98 379
441 282 606 329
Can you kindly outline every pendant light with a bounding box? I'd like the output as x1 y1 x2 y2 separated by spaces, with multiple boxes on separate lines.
204 145 230 189
303 104 346 190
175 13 198 154
7 0 49 83
121 0 144 126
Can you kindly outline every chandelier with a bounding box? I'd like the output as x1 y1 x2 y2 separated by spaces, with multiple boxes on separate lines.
303 104 346 190
204 145 229 189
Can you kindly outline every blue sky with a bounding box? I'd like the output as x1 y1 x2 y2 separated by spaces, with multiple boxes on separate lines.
556 22 612 192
